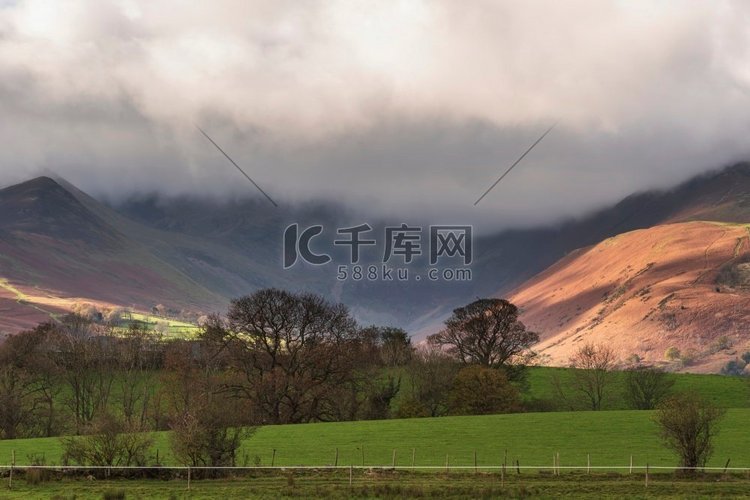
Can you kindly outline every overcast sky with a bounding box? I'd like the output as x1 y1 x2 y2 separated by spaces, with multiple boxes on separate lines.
1 0 750 229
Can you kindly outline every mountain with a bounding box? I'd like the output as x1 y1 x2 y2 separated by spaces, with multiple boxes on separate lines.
0 176 228 331
504 162 750 372
510 221 750 372
2 161 750 358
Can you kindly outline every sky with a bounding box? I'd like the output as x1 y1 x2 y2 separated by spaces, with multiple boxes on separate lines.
1 0 750 230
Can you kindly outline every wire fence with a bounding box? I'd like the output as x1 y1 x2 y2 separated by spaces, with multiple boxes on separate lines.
2 461 749 493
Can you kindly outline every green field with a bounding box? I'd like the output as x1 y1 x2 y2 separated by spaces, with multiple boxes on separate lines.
524 366 750 410
119 312 200 338
2 409 748 470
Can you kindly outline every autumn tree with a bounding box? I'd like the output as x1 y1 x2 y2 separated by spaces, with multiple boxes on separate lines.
448 365 521 415
655 393 725 473
428 299 538 378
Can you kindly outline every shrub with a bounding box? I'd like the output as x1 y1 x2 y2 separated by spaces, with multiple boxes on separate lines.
395 398 431 419
711 336 732 353
654 392 725 473
721 359 747 376
61 413 153 467
665 347 680 361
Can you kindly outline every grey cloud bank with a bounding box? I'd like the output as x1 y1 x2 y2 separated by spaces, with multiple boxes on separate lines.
1 0 749 229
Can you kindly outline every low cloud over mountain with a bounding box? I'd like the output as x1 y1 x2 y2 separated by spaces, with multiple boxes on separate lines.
1 1 750 228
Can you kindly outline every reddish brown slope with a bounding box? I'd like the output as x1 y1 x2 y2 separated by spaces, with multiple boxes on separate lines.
509 221 750 372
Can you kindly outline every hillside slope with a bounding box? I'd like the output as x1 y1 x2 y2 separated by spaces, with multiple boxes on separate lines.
0 177 227 330
510 221 750 372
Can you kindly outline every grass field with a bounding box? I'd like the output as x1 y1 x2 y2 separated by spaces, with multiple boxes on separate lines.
2 471 750 499
524 366 750 410
119 312 200 338
2 409 749 470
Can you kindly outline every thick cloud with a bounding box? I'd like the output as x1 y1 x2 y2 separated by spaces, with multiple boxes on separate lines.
1 0 750 230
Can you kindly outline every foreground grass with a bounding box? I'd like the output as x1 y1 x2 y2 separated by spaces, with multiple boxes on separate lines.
2 471 750 499
2 409 749 469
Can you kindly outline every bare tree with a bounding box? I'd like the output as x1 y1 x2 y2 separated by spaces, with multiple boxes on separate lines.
114 324 161 429
48 315 118 433
654 392 725 473
569 343 616 410
428 299 538 374
624 366 674 410
219 289 360 424
163 337 254 469
360 326 413 367
399 346 459 418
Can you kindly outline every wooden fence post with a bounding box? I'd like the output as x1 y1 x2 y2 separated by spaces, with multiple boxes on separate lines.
411 448 416 467
629 455 633 474
349 465 353 487
334 448 339 467
9 450 15 490
271 449 276 467
516 460 520 475
587 453 590 474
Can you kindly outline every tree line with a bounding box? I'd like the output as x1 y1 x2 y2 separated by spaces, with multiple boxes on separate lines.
0 289 726 471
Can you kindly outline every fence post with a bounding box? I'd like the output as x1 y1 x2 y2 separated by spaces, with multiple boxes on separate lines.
629 455 633 474
392 449 396 468
271 449 276 467
445 454 449 474
9 450 14 490
587 453 590 474
187 466 191 491
334 448 339 467
349 465 353 487
411 448 416 468
645 463 649 488
516 460 520 475
723 458 731 474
